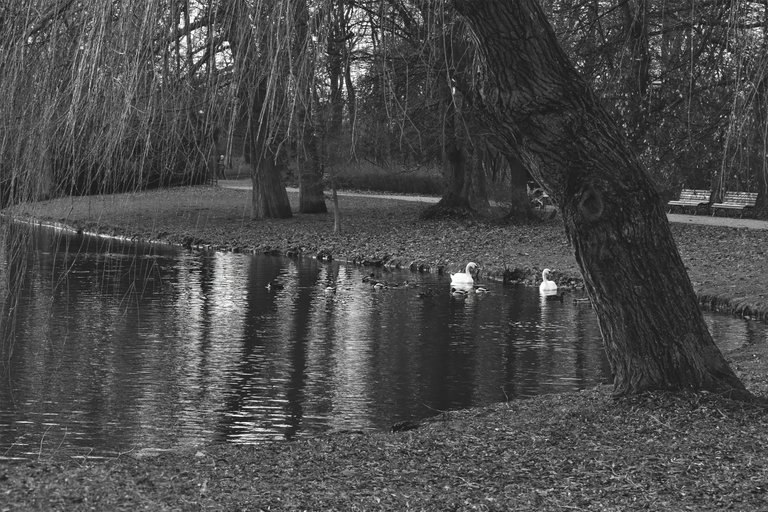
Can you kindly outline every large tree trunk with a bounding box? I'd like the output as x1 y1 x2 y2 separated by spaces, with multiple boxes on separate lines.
295 0 326 214
453 0 749 398
427 80 486 214
247 81 292 220
224 0 292 220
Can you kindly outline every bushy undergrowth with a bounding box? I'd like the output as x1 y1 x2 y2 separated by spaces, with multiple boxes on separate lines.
327 161 443 195
328 171 442 195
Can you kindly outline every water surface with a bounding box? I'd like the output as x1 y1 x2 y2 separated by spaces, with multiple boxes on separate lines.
0 224 764 459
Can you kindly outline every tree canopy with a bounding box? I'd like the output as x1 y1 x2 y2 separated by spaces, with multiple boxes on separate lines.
2 0 765 216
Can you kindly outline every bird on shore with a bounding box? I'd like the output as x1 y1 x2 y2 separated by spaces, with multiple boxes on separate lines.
539 268 557 294
451 262 478 289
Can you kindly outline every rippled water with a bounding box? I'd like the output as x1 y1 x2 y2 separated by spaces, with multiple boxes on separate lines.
0 223 765 459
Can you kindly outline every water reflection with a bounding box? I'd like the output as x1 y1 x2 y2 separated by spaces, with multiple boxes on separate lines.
0 223 765 459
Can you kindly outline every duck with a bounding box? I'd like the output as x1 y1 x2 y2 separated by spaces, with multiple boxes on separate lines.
324 286 336 294
373 282 386 290
474 286 489 294
544 291 567 302
266 281 284 291
539 268 557 294
451 288 469 299
451 262 478 289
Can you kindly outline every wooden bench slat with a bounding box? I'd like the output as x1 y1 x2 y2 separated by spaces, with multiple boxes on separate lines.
711 191 758 217
667 188 711 214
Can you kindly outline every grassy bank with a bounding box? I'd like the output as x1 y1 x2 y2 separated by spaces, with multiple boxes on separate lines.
7 184 768 321
3 184 768 511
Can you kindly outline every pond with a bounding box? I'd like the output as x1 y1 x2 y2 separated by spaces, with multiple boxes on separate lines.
0 223 765 460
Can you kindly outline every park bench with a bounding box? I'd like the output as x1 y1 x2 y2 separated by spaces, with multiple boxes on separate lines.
710 191 758 218
667 189 711 214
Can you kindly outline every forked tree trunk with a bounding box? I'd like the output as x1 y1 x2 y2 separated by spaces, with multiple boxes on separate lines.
453 0 750 398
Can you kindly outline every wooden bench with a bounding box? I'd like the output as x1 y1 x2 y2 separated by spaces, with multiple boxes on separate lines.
711 191 758 218
667 189 711 214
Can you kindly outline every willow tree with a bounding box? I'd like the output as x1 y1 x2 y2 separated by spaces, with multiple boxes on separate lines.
451 0 750 398
0 1 222 207
222 0 293 219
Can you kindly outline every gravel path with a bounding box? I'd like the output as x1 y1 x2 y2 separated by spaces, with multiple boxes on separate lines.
219 179 768 230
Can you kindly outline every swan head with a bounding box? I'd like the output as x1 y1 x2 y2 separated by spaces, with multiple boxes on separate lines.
465 262 478 274
542 268 551 280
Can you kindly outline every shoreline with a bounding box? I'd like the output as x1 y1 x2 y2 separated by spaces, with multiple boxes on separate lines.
8 213 768 324
4 184 768 323
3 185 768 510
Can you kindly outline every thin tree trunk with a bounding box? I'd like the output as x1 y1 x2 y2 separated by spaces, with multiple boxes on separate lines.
329 167 341 234
754 9 768 217
505 153 535 220
452 0 749 398
344 37 356 137
622 0 650 150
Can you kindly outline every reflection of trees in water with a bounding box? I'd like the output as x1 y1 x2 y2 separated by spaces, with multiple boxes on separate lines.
0 222 29 358
8 233 757 456
216 255 293 441
0 224 235 456
496 289 608 400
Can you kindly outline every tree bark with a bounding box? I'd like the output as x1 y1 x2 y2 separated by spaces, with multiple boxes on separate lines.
754 9 768 218
505 153 535 220
429 76 483 213
224 0 292 220
295 0 326 214
247 80 293 220
621 0 650 150
452 0 749 398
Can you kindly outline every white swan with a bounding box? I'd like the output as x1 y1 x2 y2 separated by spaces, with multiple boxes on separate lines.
451 262 478 290
539 268 557 294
